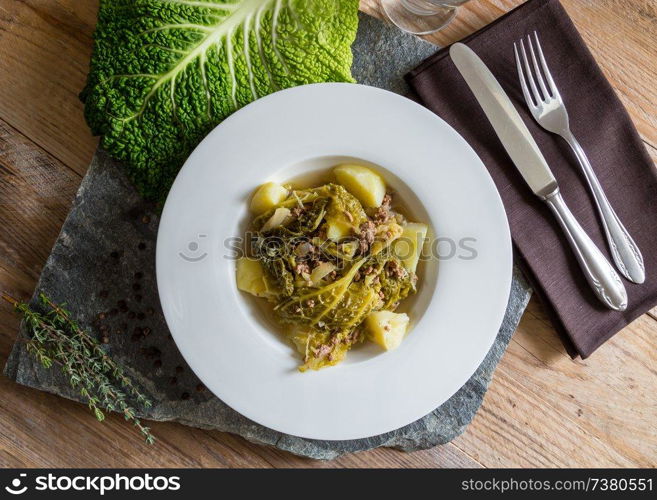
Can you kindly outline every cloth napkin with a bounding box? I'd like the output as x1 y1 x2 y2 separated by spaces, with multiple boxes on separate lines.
406 0 657 358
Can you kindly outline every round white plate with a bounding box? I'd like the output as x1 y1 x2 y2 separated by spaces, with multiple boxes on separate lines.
157 83 511 441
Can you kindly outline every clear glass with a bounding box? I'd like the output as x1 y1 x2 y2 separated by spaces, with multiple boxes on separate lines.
381 0 471 35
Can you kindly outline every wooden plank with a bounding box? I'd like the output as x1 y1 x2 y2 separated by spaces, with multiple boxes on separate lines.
450 299 652 467
510 312 657 467
0 371 481 468
0 0 98 175
0 121 81 280
558 0 657 149
452 370 634 467
453 295 657 467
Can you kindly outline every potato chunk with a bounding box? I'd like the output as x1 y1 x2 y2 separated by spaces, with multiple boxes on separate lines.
250 182 289 214
365 311 409 351
333 165 386 208
236 257 271 298
326 220 352 241
393 223 428 273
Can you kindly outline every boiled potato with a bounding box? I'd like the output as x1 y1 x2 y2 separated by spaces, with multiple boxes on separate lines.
236 257 270 297
250 182 289 214
365 311 410 351
326 219 352 241
393 223 428 273
333 165 386 208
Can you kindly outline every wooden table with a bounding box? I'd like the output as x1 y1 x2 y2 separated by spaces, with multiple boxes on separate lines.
0 0 655 468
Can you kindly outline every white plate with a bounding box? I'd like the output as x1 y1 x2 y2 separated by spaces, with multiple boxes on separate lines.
157 83 511 441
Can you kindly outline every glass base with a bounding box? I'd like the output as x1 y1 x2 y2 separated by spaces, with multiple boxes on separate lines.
381 0 457 35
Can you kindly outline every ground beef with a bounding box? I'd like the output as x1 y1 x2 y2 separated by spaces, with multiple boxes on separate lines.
386 259 408 280
358 221 376 254
294 262 310 276
346 328 362 344
372 194 393 224
313 344 333 360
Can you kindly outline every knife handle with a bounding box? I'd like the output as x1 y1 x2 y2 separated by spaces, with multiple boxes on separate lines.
544 189 628 311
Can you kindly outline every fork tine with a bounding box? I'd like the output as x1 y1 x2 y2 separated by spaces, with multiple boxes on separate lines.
533 31 561 99
514 43 537 109
527 34 550 100
519 38 542 107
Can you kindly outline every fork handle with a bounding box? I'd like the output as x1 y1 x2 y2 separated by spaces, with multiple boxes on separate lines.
561 131 645 284
544 189 628 311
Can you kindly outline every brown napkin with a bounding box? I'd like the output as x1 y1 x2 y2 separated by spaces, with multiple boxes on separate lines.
406 0 657 358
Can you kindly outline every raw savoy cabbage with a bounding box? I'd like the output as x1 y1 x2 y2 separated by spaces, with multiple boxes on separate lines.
81 0 360 200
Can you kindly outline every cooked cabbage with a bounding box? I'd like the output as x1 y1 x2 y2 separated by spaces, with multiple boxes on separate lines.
242 177 422 371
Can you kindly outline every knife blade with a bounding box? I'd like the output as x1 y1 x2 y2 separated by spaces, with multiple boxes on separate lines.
450 43 558 199
449 42 627 311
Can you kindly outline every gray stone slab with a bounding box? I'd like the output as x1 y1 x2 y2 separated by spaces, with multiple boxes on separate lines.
4 13 532 460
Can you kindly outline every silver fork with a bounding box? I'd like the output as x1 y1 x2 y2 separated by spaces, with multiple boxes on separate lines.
514 32 645 284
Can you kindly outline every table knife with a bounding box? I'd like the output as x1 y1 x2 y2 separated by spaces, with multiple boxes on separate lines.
450 43 627 311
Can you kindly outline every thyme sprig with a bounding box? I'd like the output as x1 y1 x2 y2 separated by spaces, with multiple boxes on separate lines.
3 292 155 444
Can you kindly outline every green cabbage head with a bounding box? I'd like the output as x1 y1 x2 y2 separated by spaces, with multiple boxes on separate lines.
81 0 360 200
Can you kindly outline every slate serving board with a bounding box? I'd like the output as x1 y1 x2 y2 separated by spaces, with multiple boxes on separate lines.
4 13 532 460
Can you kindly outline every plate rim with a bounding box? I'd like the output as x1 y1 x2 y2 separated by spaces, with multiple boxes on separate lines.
156 82 512 440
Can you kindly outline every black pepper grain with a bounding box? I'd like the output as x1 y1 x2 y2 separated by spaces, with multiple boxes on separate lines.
140 346 161 358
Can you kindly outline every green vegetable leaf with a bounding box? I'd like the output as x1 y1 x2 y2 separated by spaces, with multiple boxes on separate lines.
81 0 360 200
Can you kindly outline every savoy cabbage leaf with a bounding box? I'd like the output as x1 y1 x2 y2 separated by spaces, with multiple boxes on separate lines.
81 0 360 200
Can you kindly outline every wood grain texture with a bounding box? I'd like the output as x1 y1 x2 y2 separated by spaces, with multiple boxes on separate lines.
0 0 655 468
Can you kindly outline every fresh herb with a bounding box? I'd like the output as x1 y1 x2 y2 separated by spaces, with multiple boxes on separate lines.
2 293 155 444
